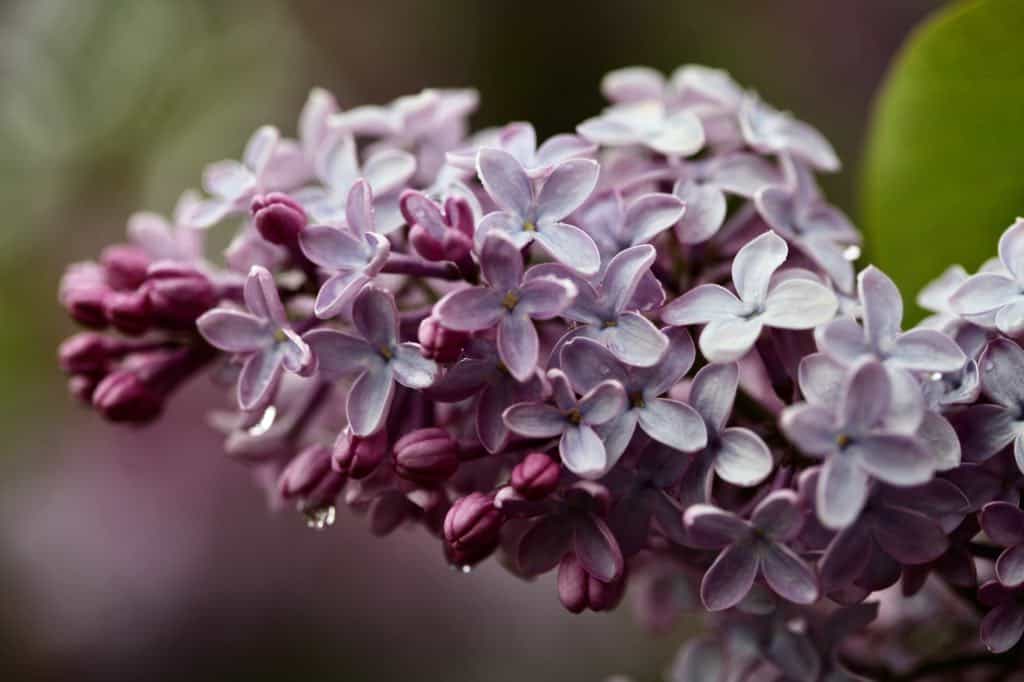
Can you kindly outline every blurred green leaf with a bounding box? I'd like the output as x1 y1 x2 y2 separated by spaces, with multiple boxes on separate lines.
861 0 1024 320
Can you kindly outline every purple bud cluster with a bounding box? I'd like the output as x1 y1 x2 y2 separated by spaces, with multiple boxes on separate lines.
56 65 1024 678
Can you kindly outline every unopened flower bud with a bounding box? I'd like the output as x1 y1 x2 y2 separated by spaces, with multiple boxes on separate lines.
91 369 164 423
68 374 99 403
409 223 473 263
557 553 626 614
64 285 110 329
443 492 503 565
332 428 388 479
511 452 560 500
417 315 468 363
105 288 152 335
145 262 216 325
279 443 346 509
58 332 111 375
251 193 307 246
394 427 459 485
101 244 151 290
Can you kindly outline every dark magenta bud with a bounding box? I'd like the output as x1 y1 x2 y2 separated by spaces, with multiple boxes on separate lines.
417 315 469 363
394 427 459 485
100 244 151 290
443 492 503 566
279 443 346 510
511 452 560 500
145 262 216 325
58 332 111 374
557 553 626 614
91 369 164 423
64 285 110 329
332 428 388 479
104 288 152 336
251 192 307 246
68 374 100 403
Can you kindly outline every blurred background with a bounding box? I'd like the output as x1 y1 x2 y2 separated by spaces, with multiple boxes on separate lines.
0 1 942 679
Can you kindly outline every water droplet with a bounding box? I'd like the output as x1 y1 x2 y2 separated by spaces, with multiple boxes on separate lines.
984 361 996 372
929 372 943 382
842 245 862 261
460 564 473 574
303 505 336 530
248 405 278 436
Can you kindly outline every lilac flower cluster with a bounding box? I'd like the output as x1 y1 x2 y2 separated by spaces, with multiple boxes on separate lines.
57 65 1024 678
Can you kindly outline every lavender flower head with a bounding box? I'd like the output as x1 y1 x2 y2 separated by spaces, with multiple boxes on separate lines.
55 64 1024 680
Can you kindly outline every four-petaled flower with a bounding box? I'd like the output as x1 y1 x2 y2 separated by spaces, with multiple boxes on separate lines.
303 285 438 436
197 265 313 411
503 369 627 479
193 126 282 227
434 233 577 381
684 490 819 611
782 359 935 529
950 218 1024 335
738 94 839 172
958 338 1024 471
662 230 838 362
577 189 685 262
298 179 390 318
474 149 601 274
559 329 707 465
578 101 705 157
446 121 596 179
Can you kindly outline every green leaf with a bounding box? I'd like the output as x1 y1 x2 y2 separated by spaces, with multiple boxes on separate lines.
861 0 1024 321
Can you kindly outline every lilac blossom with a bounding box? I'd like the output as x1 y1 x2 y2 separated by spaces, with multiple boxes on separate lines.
294 132 415 231
662 231 838 362
578 100 705 157
950 219 1024 333
678 362 774 506
782 359 935 529
755 155 860 292
197 265 313 411
684 491 818 611
192 126 283 227
298 180 391 318
576 189 685 261
474 149 601 274
434 233 577 381
303 285 437 436
980 580 1024 653
535 244 669 367
559 329 707 463
127 190 204 263
738 94 839 172
446 121 596 179
956 338 1024 471
503 369 627 479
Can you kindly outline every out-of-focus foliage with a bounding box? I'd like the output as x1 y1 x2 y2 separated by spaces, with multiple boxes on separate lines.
862 0 1024 321
0 0 307 425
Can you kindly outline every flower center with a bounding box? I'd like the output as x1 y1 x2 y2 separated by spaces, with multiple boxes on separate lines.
379 345 394 360
502 291 520 310
523 221 537 232
630 392 645 409
836 433 851 448
273 328 288 343
567 408 582 425
602 319 618 328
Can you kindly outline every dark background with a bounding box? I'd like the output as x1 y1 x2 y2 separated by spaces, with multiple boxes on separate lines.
0 1 940 679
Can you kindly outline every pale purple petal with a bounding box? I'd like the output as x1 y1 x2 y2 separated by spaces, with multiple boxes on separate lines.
637 399 708 452
640 326 696 395
498 313 540 381
300 224 373 270
579 380 628 425
872 506 948 564
816 317 871 365
982 502 1024 546
573 516 624 581
197 309 271 353
434 288 503 332
533 222 601 275
243 125 279 174
244 265 288 326
600 66 666 102
699 317 763 362
648 111 705 157
751 490 803 539
500 122 537 164
559 338 629 394
683 504 749 549
950 273 1019 317
715 427 773 486
797 352 845 405
982 338 1024 408
536 159 599 223
317 133 359 191
503 402 566 438
347 365 396 436
817 455 869 529
352 285 398 349
602 312 669 367
238 349 283 411
998 218 1024 281
576 116 638 146
561 424 609 479
982 602 1024 653
517 276 577 319
707 153 783 198
700 543 758 611
732 231 788 305
400 190 447 239
480 231 525 291
673 180 727 245
603 244 656 313
860 266 903 348
362 148 416 195
840 360 890 434
689 362 738 433
996 300 1024 335
850 434 933 486
624 193 685 245
762 279 838 329
476 148 532 217
956 404 1019 461
601 411 640 464
344 179 375 236
997 545 1024 588
661 284 744 326
534 134 597 169
917 411 962 471
760 542 818 604
314 271 369 319
279 329 312 374
475 211 530 247
780 404 838 455
304 328 377 380
390 344 438 389
819 523 873 592
889 329 966 373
